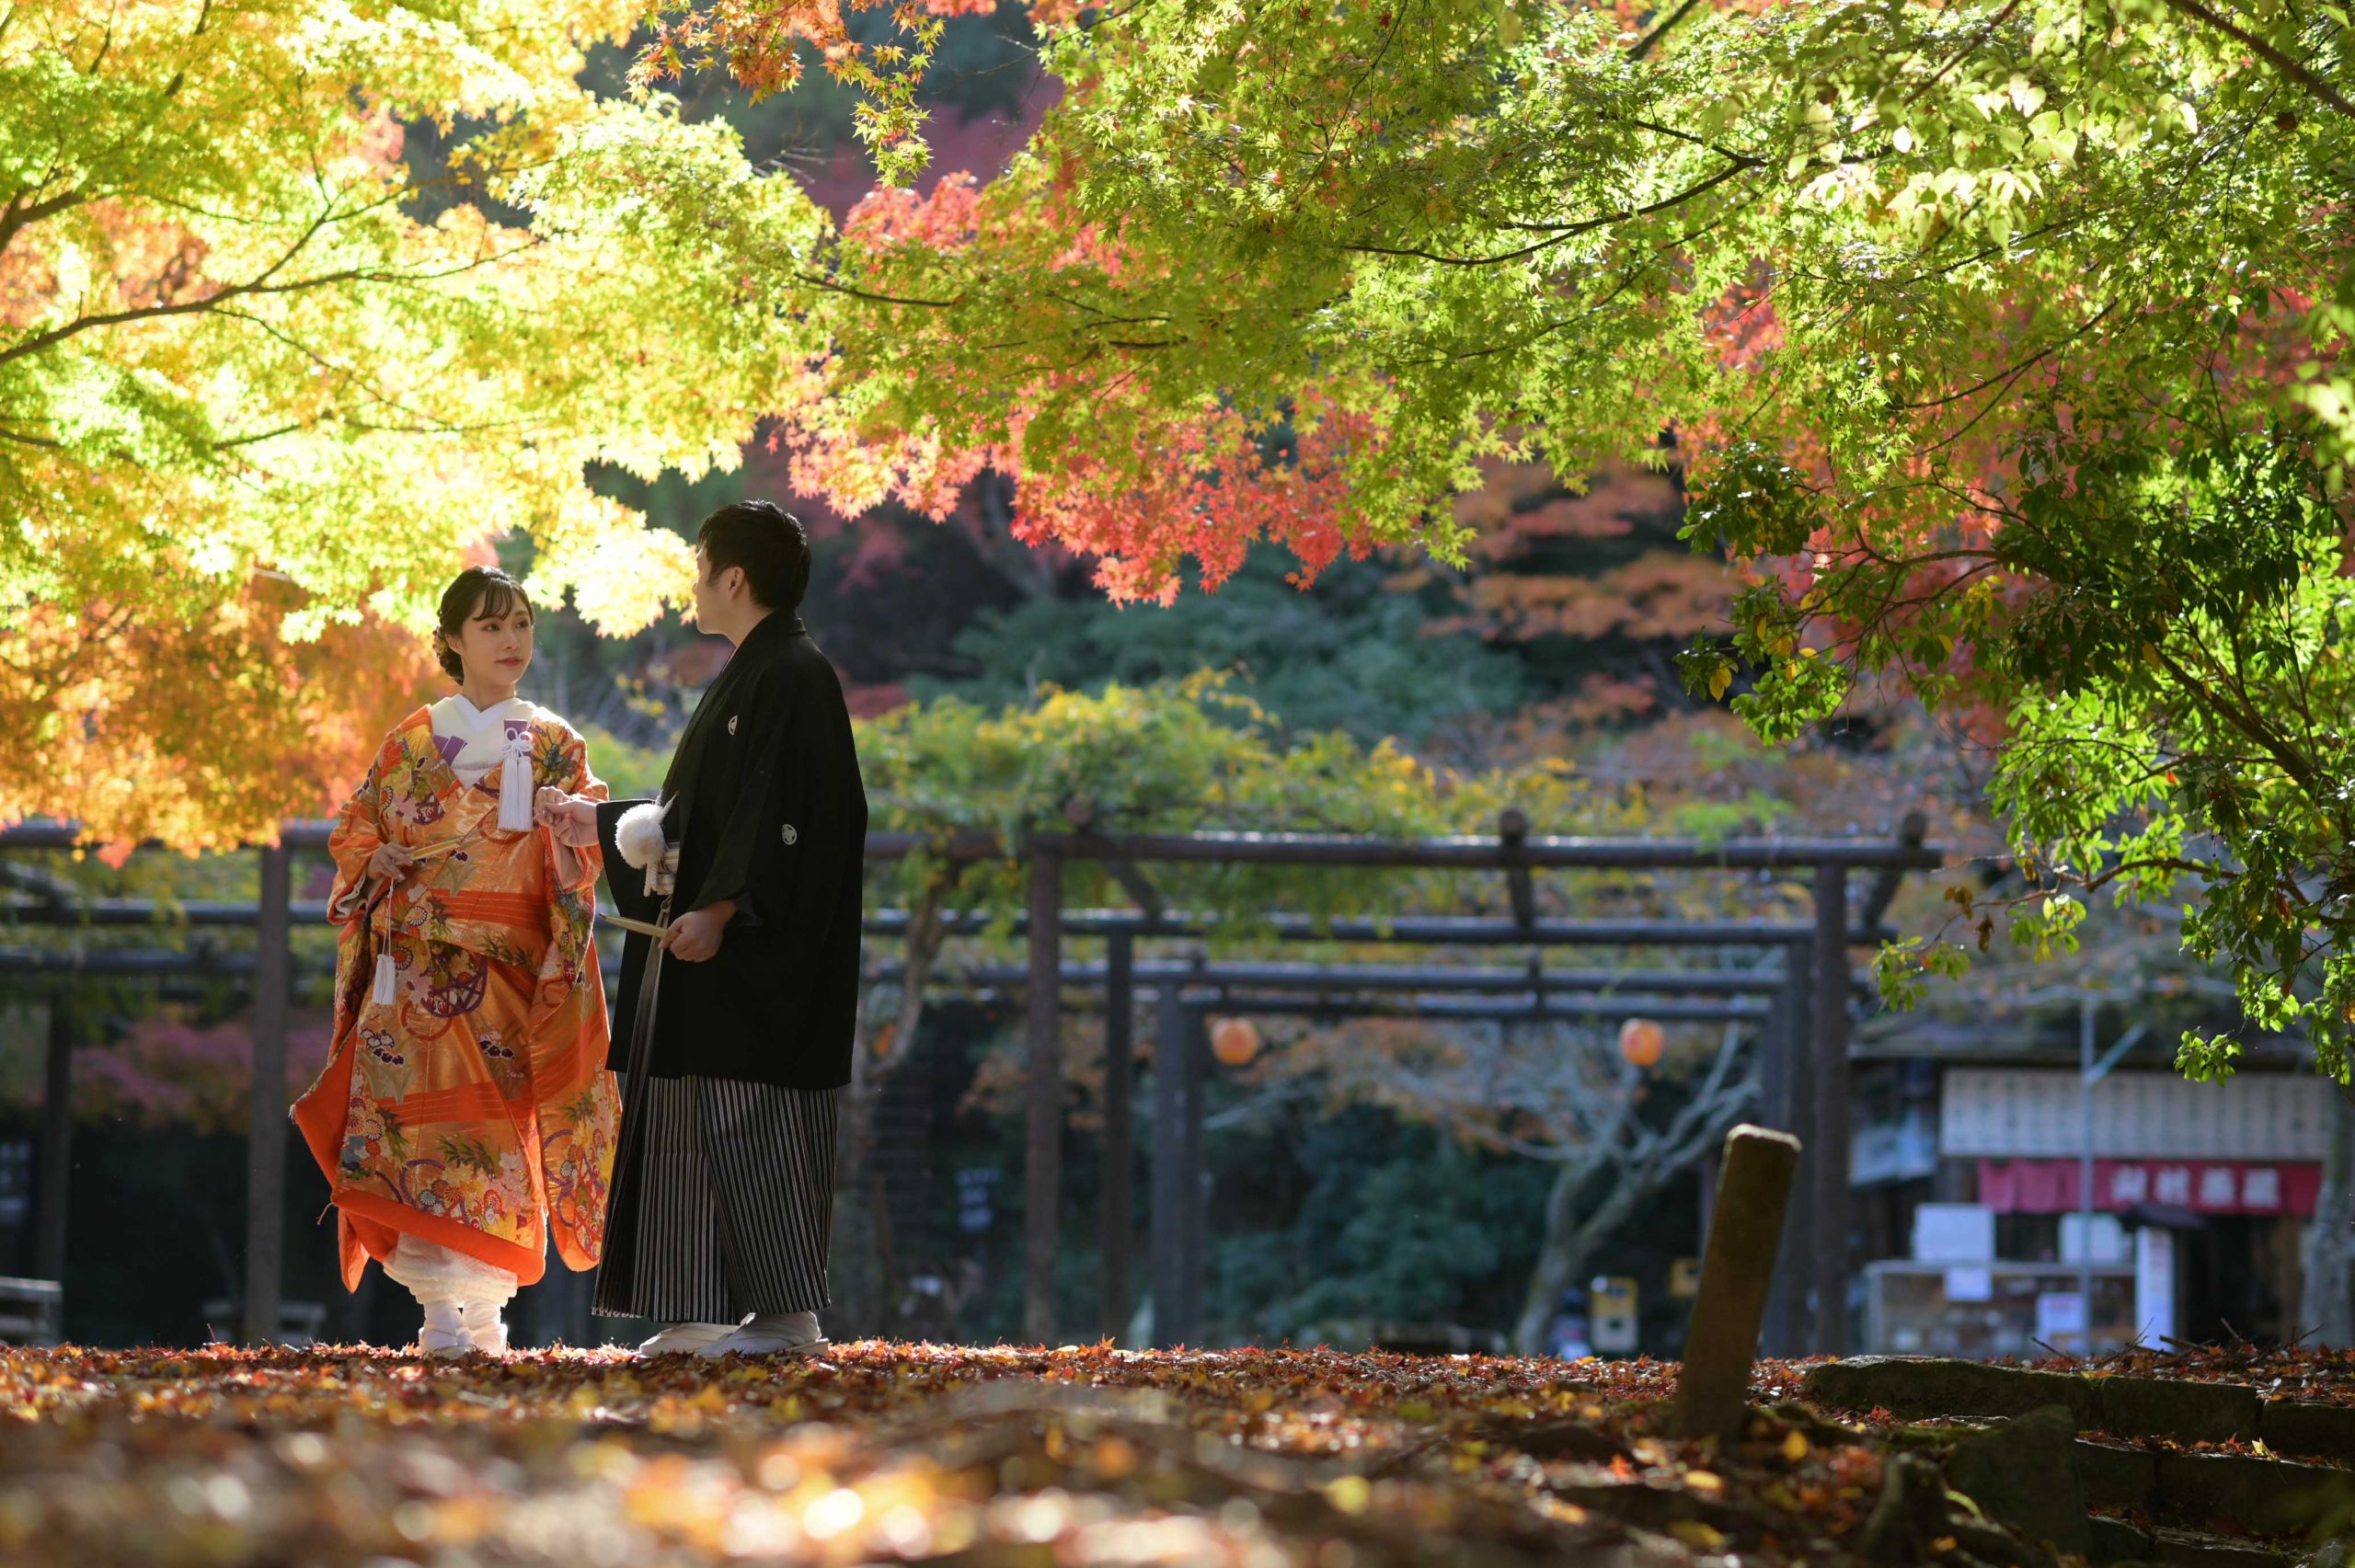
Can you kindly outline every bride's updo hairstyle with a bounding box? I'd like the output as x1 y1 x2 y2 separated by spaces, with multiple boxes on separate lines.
434 566 533 682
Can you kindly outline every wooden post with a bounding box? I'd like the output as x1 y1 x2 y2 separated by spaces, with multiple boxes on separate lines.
1499 808 1535 930
243 840 293 1346
1021 844 1064 1345
35 991 74 1294
1674 1124 1803 1439
1151 987 1187 1347
1100 932 1135 1343
1178 999 1207 1342
1810 863 1851 1356
1762 958 1813 1358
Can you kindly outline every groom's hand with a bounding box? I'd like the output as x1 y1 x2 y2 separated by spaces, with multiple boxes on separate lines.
665 901 734 962
534 787 598 846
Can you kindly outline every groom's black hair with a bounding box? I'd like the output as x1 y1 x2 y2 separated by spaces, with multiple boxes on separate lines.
698 499 810 612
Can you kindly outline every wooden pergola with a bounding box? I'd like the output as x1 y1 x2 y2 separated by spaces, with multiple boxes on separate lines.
0 813 1940 1354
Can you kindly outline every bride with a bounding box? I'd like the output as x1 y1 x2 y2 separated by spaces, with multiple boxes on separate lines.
293 565 620 1355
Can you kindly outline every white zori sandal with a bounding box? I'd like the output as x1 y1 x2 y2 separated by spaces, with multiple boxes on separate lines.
635 1321 740 1356
698 1311 828 1358
385 1235 520 1357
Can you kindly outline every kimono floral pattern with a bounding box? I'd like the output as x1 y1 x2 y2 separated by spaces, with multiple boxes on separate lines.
293 706 620 1290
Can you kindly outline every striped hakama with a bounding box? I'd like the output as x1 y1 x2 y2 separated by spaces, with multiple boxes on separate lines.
592 1073 840 1323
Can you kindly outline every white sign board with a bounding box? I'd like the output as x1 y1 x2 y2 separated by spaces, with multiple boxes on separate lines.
1940 1069 2328 1160
2061 1212 2129 1264
1913 1203 1996 1262
1944 1266 1994 1302
2035 1290 2087 1346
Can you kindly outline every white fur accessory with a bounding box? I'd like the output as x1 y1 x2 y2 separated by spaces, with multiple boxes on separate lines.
615 799 672 870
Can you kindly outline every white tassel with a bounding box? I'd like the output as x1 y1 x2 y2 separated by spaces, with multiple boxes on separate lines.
373 950 396 1006
497 728 534 832
615 798 672 869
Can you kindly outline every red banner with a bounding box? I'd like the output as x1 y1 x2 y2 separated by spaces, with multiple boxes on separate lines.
1974 1159 2323 1218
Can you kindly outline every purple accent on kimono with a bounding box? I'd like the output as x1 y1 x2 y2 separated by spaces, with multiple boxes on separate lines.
503 718 532 741
433 733 466 765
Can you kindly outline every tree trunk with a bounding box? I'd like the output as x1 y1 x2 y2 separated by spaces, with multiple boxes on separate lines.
2301 1088 2355 1346
1512 1156 1641 1355
1508 1088 1755 1356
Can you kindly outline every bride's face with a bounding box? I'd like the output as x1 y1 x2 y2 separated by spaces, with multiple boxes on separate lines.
446 591 534 687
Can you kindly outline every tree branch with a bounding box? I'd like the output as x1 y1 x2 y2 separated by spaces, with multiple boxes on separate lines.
1626 0 1702 61
2158 0 2355 121
0 186 87 259
1342 157 1762 268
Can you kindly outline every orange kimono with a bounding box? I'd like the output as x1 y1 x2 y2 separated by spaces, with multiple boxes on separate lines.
294 704 620 1289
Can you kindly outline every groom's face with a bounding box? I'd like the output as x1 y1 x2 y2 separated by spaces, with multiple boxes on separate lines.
693 546 752 631
690 546 729 629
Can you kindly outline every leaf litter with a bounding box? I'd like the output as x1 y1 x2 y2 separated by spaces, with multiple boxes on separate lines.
0 1344 1891 1567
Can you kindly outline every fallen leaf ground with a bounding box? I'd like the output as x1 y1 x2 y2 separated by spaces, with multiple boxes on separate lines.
2029 1342 2355 1405
0 1344 1887 1568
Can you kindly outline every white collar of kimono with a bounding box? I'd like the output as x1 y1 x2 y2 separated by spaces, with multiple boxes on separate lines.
429 693 536 784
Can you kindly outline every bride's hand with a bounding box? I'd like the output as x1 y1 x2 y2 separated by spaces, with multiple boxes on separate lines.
366 841 417 883
535 787 599 846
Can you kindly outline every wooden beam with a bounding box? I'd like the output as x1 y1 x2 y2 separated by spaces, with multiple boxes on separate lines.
1021 844 1064 1345
1858 812 1931 930
242 841 292 1346
0 899 1889 949
0 819 1947 871
867 956 1790 996
870 912 1873 947
1063 796 1166 920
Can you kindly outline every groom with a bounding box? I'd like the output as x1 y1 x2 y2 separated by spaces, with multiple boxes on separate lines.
553 499 867 1356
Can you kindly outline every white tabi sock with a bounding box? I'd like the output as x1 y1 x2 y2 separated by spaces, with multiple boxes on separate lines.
458 1299 510 1354
385 1235 519 1355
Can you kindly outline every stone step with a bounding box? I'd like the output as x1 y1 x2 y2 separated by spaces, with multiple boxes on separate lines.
2074 1437 2344 1534
2089 1514 2290 1568
1802 1356 2355 1463
1843 1401 2341 1566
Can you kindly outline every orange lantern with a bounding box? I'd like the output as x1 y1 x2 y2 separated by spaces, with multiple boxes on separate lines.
1617 1016 1665 1070
1211 1016 1262 1067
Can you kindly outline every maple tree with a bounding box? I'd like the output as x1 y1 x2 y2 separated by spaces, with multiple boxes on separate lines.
0 0 816 848
602 0 2354 1082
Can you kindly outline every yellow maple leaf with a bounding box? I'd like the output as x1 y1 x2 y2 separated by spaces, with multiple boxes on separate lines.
1668 1519 1728 1550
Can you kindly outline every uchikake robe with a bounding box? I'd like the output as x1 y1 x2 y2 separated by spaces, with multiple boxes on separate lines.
590 612 868 1319
293 705 621 1289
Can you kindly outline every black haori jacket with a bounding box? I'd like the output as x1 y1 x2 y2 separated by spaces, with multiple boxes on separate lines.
595 612 868 1091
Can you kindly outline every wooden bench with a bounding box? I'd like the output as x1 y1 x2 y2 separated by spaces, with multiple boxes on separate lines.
0 1276 63 1345
201 1299 329 1347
